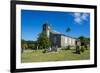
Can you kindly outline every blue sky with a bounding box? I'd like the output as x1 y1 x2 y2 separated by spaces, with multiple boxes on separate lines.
21 10 90 41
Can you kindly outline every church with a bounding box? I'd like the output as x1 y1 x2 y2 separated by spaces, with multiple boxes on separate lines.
42 22 81 49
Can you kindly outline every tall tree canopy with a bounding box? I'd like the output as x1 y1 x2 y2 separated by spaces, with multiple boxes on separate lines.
78 36 90 45
21 39 36 49
37 32 52 49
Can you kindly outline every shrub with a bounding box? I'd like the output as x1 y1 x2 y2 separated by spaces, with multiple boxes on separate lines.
67 45 71 50
80 46 85 52
76 46 80 54
42 49 49 53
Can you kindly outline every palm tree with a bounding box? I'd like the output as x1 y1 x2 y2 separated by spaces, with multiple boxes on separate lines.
66 27 71 33
66 27 71 50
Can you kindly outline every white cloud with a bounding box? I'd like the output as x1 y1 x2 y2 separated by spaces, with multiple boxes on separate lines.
74 17 82 24
73 13 89 24
81 13 89 20
74 13 81 18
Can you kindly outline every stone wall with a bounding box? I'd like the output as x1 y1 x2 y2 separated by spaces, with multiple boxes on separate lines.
61 35 76 47
50 33 61 48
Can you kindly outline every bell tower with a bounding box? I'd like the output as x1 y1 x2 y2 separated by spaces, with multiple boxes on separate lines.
43 22 51 38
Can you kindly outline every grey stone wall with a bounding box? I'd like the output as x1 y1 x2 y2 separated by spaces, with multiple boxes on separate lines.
50 33 61 48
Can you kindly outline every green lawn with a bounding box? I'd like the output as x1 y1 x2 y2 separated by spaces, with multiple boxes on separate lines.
21 49 90 63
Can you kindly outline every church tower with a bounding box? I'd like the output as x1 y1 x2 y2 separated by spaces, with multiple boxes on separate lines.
42 22 51 38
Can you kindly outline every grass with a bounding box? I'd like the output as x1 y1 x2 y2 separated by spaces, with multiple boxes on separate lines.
21 48 90 63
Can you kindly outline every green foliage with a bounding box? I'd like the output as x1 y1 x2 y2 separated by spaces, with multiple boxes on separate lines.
21 39 36 50
78 36 90 45
21 39 26 44
80 46 85 52
21 49 90 63
76 46 80 54
28 44 35 49
42 49 47 53
37 32 52 49
78 36 84 42
21 43 28 49
67 45 71 50
66 27 71 32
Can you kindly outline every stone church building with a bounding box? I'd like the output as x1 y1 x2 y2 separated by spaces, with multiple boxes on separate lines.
42 22 80 49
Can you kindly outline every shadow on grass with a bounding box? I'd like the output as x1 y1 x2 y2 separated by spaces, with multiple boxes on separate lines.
72 51 80 54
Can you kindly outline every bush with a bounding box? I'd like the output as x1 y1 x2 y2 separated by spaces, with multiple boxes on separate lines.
80 46 85 52
67 45 71 50
42 49 48 53
76 46 80 54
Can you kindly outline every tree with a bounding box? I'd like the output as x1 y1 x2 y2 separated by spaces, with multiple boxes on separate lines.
21 43 28 53
66 27 71 33
28 44 35 49
37 32 51 50
78 36 90 45
26 41 35 49
78 36 85 42
21 39 26 44
78 36 90 50
66 27 71 49
21 39 27 53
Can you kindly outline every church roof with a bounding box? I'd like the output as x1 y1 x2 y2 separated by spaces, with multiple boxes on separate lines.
42 22 79 40
51 30 61 34
51 30 77 39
